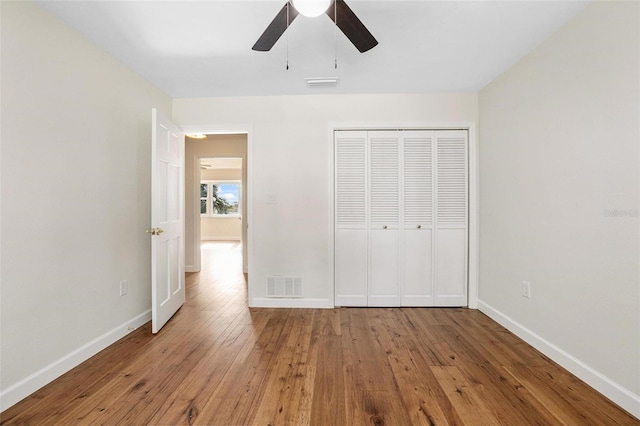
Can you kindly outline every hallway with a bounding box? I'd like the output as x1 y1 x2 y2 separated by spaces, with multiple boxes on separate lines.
185 240 247 313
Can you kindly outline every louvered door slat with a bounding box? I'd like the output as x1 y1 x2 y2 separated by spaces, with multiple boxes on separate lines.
436 133 467 226
369 136 399 225
403 133 433 225
336 133 367 226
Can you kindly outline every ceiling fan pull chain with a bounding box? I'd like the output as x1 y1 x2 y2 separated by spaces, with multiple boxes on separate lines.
334 0 338 69
286 2 290 70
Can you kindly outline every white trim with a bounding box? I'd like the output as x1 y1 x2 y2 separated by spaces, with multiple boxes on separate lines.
328 121 479 309
185 264 198 273
251 298 333 309
0 310 151 412
201 237 242 241
201 215 242 219
467 123 479 308
327 124 336 307
478 301 640 419
193 154 202 272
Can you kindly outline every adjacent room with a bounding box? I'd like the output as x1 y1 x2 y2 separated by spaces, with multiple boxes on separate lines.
1 0 638 423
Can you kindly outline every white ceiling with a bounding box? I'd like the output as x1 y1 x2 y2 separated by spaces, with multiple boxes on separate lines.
36 0 591 98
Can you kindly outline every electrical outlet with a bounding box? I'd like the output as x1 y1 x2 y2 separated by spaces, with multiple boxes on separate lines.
522 281 531 299
120 280 128 296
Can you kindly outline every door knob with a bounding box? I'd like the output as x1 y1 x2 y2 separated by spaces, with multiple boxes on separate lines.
417 225 422 229
383 225 388 229
146 227 164 236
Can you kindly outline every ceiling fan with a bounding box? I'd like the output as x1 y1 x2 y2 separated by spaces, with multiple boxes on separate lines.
252 0 378 53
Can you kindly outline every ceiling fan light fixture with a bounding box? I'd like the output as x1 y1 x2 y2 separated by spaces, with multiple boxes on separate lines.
186 133 207 139
292 0 331 18
305 77 339 88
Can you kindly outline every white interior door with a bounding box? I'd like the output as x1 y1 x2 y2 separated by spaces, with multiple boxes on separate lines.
368 132 401 306
402 131 434 306
151 108 185 333
434 130 468 306
335 131 368 306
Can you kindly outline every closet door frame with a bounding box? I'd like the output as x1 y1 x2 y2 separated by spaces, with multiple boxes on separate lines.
329 122 479 309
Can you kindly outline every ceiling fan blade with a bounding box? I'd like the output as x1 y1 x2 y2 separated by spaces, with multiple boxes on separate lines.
326 0 378 53
252 1 299 51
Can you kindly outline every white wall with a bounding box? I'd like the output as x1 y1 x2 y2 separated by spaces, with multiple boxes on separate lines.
478 1 639 417
0 1 172 410
174 94 478 306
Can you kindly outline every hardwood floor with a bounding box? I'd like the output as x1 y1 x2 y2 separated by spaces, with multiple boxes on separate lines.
1 241 636 425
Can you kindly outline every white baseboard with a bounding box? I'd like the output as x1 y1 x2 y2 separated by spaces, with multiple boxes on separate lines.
478 300 640 419
201 237 241 241
0 310 151 412
185 265 199 273
250 298 333 309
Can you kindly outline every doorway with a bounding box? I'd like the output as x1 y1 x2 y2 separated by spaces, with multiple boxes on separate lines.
184 133 249 277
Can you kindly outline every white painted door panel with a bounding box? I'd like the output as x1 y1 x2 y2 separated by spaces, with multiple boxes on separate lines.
151 108 185 333
335 229 368 306
434 229 467 306
369 228 400 306
402 229 433 306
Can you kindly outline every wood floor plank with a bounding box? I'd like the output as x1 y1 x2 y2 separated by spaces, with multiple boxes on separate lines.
134 323 254 425
341 309 414 425
54 308 223 424
2 242 637 425
430 365 502 425
368 309 456 425
194 311 291 424
248 309 316 426
504 364 639 426
309 334 346 425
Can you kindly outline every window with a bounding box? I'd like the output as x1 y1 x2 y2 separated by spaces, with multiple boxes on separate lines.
200 181 241 217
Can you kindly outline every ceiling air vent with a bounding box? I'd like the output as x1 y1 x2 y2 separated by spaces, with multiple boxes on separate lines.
305 77 339 88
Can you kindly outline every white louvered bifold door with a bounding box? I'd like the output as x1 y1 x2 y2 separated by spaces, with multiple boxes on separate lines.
402 131 434 306
335 129 467 308
368 131 401 306
335 131 368 306
434 130 468 306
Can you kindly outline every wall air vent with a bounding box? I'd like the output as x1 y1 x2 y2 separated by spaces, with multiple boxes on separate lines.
266 275 303 298
304 77 339 88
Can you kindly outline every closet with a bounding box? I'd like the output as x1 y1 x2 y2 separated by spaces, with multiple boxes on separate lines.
334 129 468 307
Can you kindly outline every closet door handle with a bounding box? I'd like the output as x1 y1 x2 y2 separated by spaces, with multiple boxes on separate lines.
417 225 422 229
383 225 388 229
